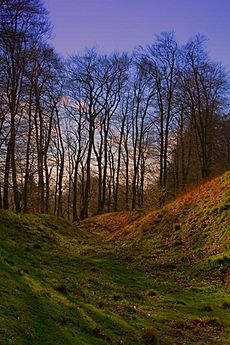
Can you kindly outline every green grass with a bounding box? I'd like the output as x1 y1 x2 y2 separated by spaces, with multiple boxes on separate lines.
0 172 230 344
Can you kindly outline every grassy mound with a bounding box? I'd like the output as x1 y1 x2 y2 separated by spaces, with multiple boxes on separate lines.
122 171 230 283
0 172 230 344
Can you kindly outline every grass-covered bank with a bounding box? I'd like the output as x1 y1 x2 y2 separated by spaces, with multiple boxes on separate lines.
0 172 230 344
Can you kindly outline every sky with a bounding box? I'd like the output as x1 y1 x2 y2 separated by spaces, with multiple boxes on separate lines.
44 0 230 70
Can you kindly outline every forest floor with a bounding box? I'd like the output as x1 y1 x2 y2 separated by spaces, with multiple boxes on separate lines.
0 172 230 344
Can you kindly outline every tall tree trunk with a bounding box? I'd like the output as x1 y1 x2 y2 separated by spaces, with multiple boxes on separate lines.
3 143 10 210
23 96 33 213
72 161 79 222
80 119 94 219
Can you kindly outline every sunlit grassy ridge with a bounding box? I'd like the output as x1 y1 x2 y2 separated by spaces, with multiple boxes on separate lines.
0 172 230 344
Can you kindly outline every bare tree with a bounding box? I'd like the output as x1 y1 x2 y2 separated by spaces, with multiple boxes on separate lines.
181 35 228 179
130 68 154 209
137 32 179 198
0 0 50 211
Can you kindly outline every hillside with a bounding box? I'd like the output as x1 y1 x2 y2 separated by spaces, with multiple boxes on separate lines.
82 171 230 282
0 172 230 344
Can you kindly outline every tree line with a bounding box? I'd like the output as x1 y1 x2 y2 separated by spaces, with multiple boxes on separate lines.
0 0 229 220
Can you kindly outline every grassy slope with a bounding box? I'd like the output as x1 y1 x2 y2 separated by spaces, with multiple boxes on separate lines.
0 172 230 344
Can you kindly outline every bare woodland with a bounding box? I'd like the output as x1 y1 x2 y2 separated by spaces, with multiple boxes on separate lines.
0 0 229 220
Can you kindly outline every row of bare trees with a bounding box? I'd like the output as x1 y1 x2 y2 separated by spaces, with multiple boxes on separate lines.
0 0 229 220
0 0 63 213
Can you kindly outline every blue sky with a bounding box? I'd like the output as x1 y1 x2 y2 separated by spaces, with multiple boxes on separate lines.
44 0 230 70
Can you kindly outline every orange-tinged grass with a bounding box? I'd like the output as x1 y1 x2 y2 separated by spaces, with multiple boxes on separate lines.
79 210 148 241
80 171 230 248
